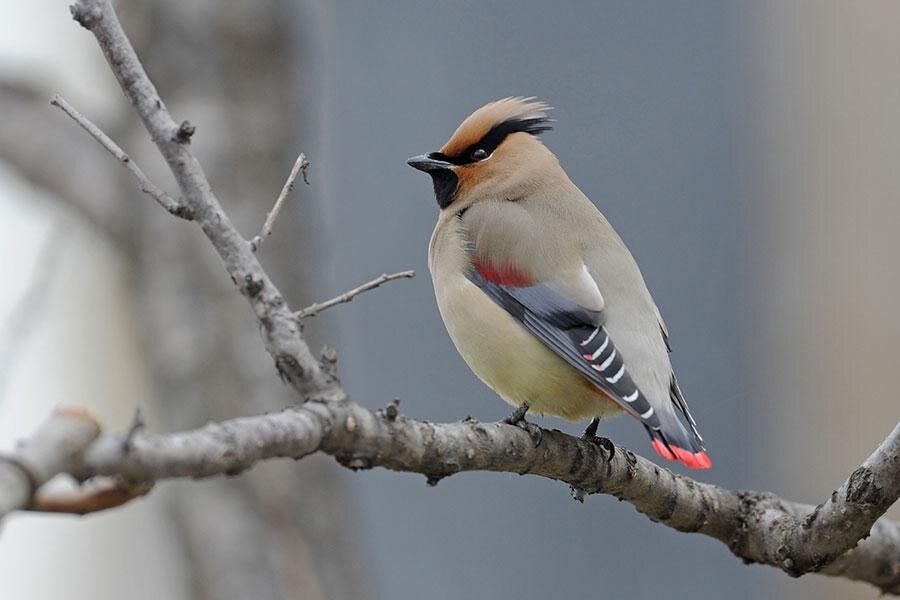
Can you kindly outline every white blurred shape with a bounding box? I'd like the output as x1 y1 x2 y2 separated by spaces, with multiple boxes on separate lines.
0 160 188 599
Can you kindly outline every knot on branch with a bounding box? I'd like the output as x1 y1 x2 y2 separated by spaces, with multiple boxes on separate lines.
729 490 770 563
274 354 303 386
170 203 194 220
376 399 401 422
70 3 102 29
846 466 884 507
174 120 196 144
243 274 264 298
622 448 639 479
320 345 339 379
335 453 373 471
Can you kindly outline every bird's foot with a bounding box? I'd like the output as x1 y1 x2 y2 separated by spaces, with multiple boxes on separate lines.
571 486 588 503
570 417 614 502
503 402 530 425
503 403 542 447
579 417 614 460
581 417 601 442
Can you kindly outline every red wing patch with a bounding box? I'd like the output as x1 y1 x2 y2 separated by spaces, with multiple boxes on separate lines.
472 257 533 287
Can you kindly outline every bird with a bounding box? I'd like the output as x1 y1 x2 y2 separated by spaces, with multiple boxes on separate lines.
407 97 711 469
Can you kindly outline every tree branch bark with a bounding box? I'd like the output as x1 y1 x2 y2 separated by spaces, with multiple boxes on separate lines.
88 411 900 596
0 408 100 515
3 0 895 595
6 403 900 593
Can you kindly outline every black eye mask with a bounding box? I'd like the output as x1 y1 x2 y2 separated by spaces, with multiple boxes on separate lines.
430 116 553 167
424 116 552 208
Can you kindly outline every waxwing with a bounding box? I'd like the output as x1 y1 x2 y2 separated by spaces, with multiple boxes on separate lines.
408 98 710 469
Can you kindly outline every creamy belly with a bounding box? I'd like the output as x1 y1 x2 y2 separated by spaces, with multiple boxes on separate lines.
435 272 622 422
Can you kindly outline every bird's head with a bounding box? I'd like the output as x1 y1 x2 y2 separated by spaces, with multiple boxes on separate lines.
407 97 558 211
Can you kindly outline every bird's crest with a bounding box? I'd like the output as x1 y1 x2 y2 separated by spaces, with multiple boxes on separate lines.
440 97 552 159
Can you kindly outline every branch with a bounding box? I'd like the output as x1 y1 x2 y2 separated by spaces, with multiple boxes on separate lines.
9 404 899 594
249 153 309 252
295 271 416 318
50 94 190 220
0 408 100 515
68 0 338 400
779 424 900 575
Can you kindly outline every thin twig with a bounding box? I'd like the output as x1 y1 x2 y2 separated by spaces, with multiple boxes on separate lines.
249 153 309 252
49 93 191 220
295 271 416 318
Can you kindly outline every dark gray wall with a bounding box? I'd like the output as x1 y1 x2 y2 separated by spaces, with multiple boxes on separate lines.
305 2 759 598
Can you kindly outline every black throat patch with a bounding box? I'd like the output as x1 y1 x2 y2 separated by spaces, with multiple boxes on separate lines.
430 169 459 209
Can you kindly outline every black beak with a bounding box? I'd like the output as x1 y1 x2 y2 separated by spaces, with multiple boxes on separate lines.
406 153 453 172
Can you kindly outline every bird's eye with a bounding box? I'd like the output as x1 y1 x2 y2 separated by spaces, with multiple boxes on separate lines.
471 148 488 161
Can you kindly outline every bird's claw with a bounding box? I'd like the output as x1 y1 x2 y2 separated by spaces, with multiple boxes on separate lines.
580 417 600 443
596 437 615 463
578 417 614 462
521 421 543 447
503 403 543 447
503 403 529 426
570 486 588 503
569 417 615 501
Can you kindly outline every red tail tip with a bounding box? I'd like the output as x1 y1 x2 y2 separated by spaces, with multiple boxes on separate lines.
651 438 677 461
671 446 713 469
651 439 712 470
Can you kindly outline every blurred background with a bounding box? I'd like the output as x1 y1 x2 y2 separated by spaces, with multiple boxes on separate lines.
0 1 898 599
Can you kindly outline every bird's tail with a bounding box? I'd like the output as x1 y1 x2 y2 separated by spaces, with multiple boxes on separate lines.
644 374 711 469
645 424 712 469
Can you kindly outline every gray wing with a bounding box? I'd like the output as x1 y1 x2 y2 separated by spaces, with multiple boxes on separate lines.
469 267 711 468
469 269 663 431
